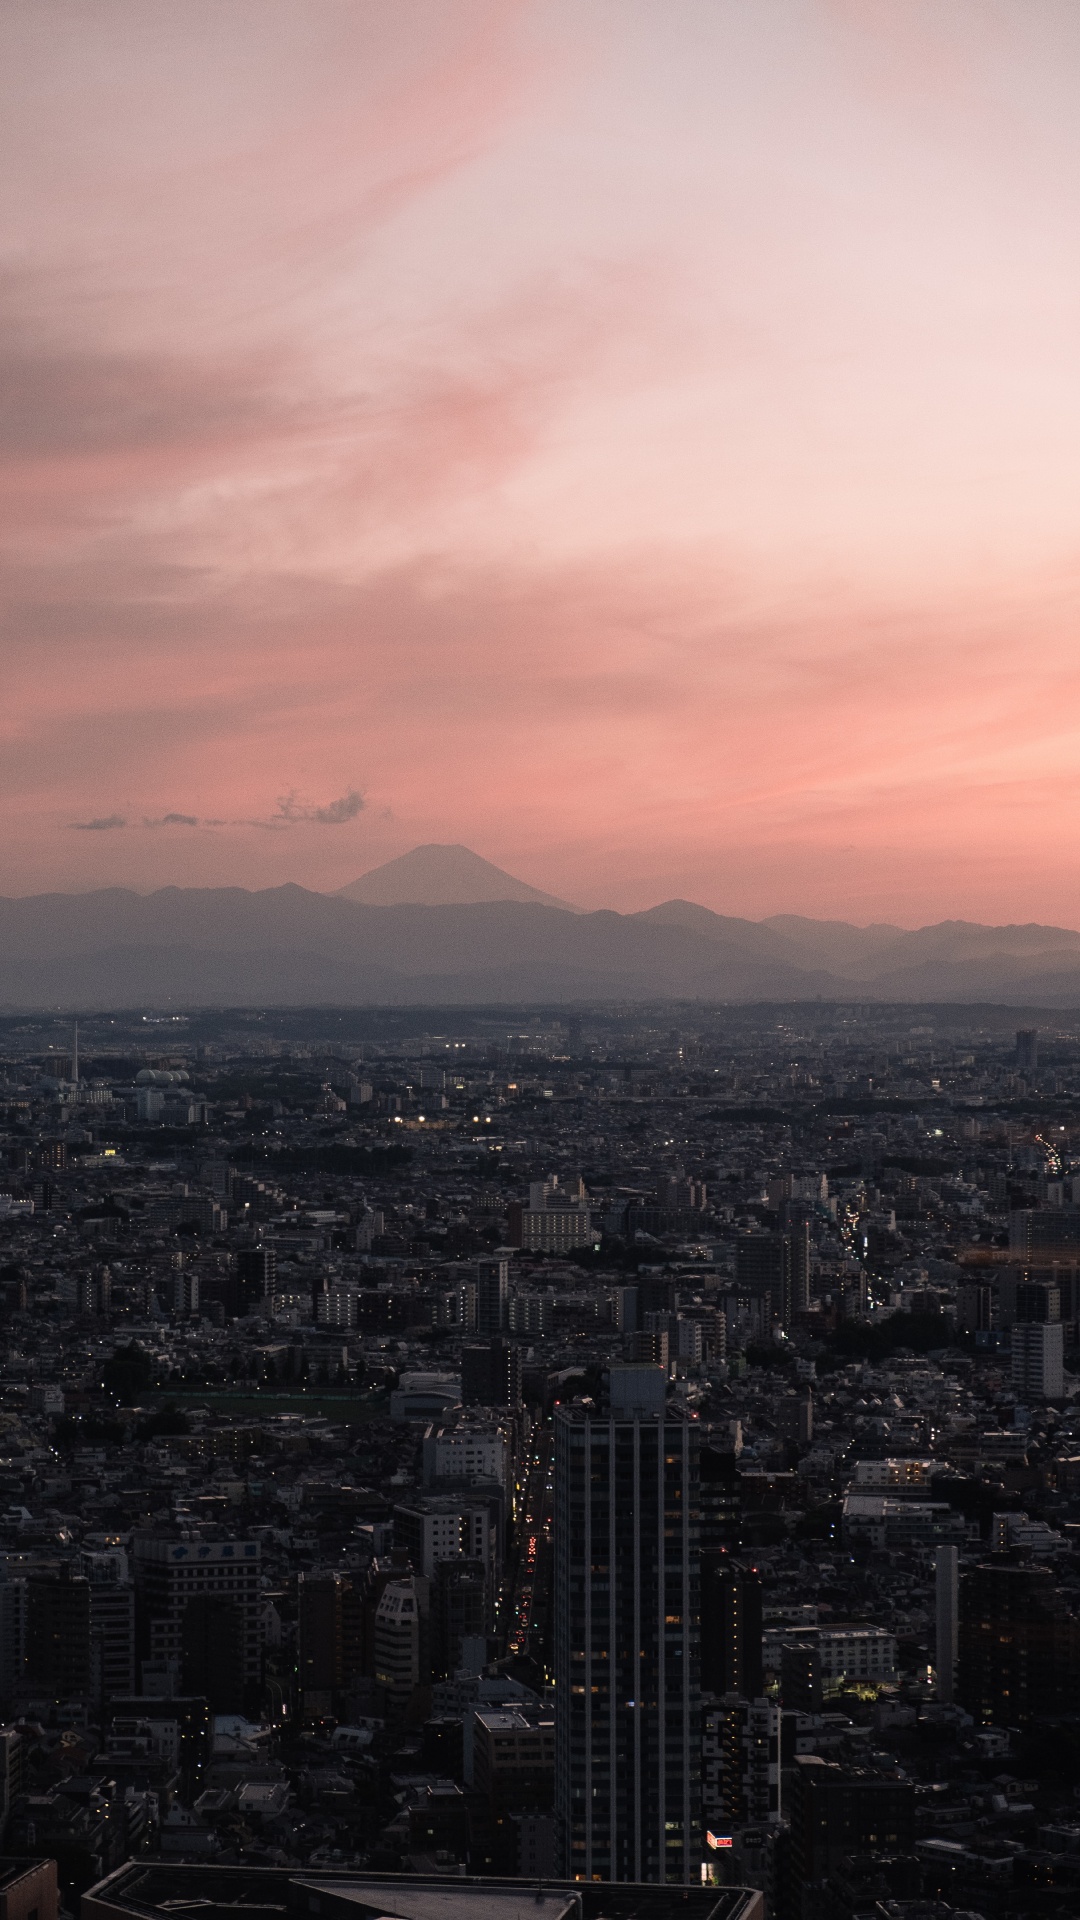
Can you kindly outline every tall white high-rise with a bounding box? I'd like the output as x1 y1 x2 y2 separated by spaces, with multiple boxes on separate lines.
1011 1321 1064 1401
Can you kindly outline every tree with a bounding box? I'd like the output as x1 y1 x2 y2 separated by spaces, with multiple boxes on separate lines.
102 1341 154 1404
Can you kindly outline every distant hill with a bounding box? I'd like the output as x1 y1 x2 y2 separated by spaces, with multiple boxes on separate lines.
0 867 1077 1006
337 843 574 909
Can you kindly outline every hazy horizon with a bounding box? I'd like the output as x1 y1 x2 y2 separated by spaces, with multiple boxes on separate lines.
0 839 1078 940
6 3 1080 924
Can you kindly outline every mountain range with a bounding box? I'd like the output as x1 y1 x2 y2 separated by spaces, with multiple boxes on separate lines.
1 844 1079 1007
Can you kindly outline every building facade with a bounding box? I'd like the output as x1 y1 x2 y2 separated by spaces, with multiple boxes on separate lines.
554 1374 700 1882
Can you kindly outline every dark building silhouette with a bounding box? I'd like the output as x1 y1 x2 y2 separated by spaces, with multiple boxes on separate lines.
736 1225 810 1328
700 1554 763 1699
235 1245 276 1309
474 1257 509 1337
25 1569 91 1699
957 1560 1080 1726
181 1594 245 1712
462 1337 522 1408
1016 1028 1038 1072
554 1375 700 1883
431 1559 488 1678
780 1756 915 1920
780 1639 822 1714
700 1444 743 1553
109 1695 211 1798
132 1536 263 1710
297 1570 365 1710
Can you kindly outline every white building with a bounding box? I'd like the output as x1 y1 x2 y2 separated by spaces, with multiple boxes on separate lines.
422 1425 508 1493
1011 1321 1064 1401
761 1624 897 1689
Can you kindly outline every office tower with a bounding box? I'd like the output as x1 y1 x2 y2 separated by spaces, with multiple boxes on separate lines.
781 1757 914 1920
298 1571 347 1713
491 1336 523 1409
475 1257 509 1337
956 1281 994 1334
1015 1279 1060 1323
508 1290 552 1337
233 1236 274 1313
431 1559 489 1678
393 1493 498 1589
700 1444 742 1554
0 1579 26 1709
628 1327 669 1369
132 1536 263 1710
735 1226 809 1330
935 1545 958 1704
24 1570 91 1700
554 1366 700 1883
473 1704 555 1811
777 1389 813 1448
423 1423 509 1493
1016 1028 1038 1072
637 1275 676 1318
509 1177 597 1254
174 1270 200 1316
736 1231 784 1314
462 1337 522 1409
1008 1209 1080 1262
373 1575 429 1720
1011 1320 1064 1400
297 1569 364 1712
675 1317 705 1368
82 1552 137 1711
0 1725 24 1837
64 1267 112 1316
779 1641 821 1714
784 1218 811 1321
700 1556 763 1699
235 1245 276 1311
957 1561 1080 1726
721 1695 782 1828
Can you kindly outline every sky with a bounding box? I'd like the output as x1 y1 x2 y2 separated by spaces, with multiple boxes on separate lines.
4 0 1080 924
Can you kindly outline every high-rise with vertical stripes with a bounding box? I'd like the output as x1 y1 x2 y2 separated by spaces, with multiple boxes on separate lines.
554 1367 700 1883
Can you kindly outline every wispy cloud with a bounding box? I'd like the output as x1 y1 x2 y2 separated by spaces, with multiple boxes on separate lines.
69 792 364 834
274 789 365 826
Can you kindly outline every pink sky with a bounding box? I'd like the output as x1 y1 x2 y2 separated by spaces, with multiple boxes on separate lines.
5 0 1080 924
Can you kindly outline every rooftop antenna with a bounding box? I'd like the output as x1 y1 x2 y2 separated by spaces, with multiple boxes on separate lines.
72 1019 79 1085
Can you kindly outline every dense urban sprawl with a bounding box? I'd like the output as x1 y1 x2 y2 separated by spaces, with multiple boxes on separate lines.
0 1003 1078 1919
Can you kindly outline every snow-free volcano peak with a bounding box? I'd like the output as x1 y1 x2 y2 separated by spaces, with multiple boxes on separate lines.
335 843 576 910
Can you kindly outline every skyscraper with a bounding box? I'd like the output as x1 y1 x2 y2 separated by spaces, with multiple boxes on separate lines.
132 1536 263 1709
554 1366 700 1883
957 1560 1080 1727
1016 1028 1038 1073
474 1256 509 1337
934 1544 958 1705
1011 1320 1064 1401
700 1555 763 1700
953 1559 1068 1728
735 1226 810 1330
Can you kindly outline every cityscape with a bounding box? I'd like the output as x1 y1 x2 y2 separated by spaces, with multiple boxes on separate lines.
8 3 1080 1919
0 995 1073 1917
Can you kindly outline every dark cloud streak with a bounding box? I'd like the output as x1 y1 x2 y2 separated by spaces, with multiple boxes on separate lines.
68 792 363 833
